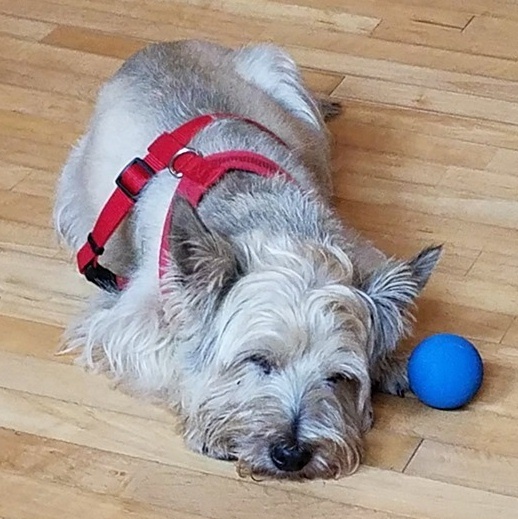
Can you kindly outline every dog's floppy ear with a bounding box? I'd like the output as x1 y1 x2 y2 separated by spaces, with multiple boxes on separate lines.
361 245 442 354
169 198 243 298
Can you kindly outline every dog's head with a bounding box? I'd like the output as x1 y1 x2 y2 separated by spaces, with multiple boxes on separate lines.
166 200 441 479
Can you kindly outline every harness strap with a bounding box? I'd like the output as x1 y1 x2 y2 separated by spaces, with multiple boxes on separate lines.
76 114 290 291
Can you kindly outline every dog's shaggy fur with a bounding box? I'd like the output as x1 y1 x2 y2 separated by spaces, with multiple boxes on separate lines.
54 40 441 480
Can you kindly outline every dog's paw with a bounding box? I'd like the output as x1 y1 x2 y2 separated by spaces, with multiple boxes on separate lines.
373 355 409 398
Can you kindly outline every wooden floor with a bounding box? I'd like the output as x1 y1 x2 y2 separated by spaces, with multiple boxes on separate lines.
1 0 518 517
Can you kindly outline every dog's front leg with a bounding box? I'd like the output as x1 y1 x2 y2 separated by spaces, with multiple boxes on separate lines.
371 354 409 397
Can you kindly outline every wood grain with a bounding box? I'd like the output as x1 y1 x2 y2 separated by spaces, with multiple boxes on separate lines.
406 440 518 498
1 0 517 517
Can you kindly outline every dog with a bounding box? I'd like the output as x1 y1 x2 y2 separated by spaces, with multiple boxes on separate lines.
54 40 441 480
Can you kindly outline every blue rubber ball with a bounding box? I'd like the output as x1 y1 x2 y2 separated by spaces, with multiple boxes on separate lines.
408 333 484 410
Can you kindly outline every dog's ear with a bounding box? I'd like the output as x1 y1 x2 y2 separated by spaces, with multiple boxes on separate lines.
361 245 442 353
169 198 243 299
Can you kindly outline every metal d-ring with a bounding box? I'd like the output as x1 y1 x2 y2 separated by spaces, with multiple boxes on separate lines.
167 147 198 179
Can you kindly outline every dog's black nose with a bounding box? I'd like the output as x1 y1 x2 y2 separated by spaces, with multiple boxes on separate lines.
270 443 312 472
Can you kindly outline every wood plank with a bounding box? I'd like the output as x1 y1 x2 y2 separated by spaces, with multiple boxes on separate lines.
334 173 518 231
374 15 518 61
0 56 102 101
0 0 262 47
0 219 58 258
334 76 518 126
406 440 518 498
412 300 513 345
49 0 475 30
0 190 51 228
0 248 90 326
330 120 496 169
42 25 148 59
0 429 407 519
373 394 518 458
439 166 518 201
0 33 120 79
468 251 518 288
0 109 81 148
5 410 513 519
11 168 58 199
333 147 448 186
0 13 56 40
270 465 518 519
0 135 68 170
0 386 212 473
291 46 518 103
373 17 471 53
457 15 518 62
363 429 420 472
302 69 345 95
128 468 502 519
37 0 380 38
0 428 133 497
0 82 91 125
502 318 518 347
0 470 201 519
340 100 518 151
377 0 518 21
334 199 518 258
487 149 518 173
279 0 474 27
0 350 176 422
0 315 65 361
0 159 32 190
421 271 518 316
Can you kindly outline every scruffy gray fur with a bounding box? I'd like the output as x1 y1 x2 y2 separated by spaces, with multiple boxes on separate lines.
54 40 441 480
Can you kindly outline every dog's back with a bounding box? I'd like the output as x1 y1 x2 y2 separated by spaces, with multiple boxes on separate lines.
54 40 331 265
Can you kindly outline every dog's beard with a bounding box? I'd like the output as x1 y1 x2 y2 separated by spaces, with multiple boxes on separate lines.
237 439 362 480
182 367 367 480
234 393 364 480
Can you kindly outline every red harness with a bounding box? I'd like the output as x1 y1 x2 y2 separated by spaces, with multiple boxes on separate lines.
77 114 290 291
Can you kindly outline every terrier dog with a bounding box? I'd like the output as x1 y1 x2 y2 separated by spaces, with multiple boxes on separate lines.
54 40 441 480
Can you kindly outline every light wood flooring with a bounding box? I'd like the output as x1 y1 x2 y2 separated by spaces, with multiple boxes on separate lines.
0 0 517 517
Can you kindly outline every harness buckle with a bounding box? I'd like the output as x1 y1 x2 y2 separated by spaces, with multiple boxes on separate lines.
84 261 119 292
115 158 155 201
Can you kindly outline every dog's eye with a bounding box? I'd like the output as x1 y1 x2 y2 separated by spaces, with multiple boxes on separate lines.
326 373 346 385
246 354 273 375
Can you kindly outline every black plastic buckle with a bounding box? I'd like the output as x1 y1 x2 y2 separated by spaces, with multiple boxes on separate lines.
115 158 155 202
84 262 120 292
